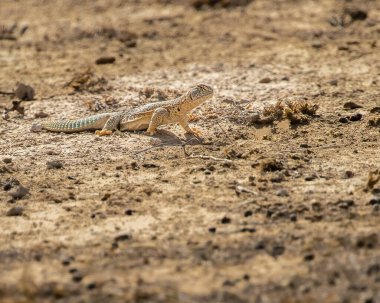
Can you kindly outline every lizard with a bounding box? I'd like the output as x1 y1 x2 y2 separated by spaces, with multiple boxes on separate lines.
38 83 213 136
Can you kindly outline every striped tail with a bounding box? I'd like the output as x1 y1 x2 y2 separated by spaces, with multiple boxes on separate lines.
41 113 112 133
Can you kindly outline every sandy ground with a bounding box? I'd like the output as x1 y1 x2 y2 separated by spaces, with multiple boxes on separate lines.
0 0 380 302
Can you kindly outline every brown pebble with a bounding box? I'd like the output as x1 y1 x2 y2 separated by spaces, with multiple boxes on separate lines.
95 57 116 65
46 160 63 169
3 158 12 164
9 185 29 199
15 83 35 100
6 206 24 216
259 77 271 84
344 101 363 109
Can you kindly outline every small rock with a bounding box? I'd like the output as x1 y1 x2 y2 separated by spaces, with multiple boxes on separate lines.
6 206 24 216
369 198 380 206
305 175 317 181
311 42 323 49
221 216 231 224
9 185 29 199
114 234 130 242
34 111 49 118
3 183 12 191
72 272 83 283
347 8 368 21
95 57 115 65
259 77 271 84
46 160 63 169
30 124 43 132
260 158 283 172
338 117 349 123
336 199 355 209
3 158 12 164
344 101 363 109
289 213 297 222
349 113 362 122
208 227 216 233
277 189 289 197
304 253 314 261
370 107 380 114
329 79 338 86
343 171 354 179
15 83 35 100
87 282 97 290
271 245 285 257
244 210 253 217
125 209 134 215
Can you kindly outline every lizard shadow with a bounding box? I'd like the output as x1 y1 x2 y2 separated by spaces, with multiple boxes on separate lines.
139 129 203 146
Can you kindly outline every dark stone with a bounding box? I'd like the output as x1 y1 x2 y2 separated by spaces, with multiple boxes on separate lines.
72 272 83 282
114 234 130 242
15 83 35 100
244 210 253 217
221 216 231 224
6 206 24 216
208 227 217 233
349 113 362 122
338 117 349 123
3 158 12 164
95 56 116 65
46 161 63 169
271 245 285 257
9 185 29 199
259 77 271 84
304 253 314 261
344 102 363 109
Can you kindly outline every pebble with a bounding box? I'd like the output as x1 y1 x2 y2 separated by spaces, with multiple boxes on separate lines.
95 56 115 65
277 189 289 197
221 216 231 224
338 117 349 123
72 272 83 282
6 206 24 216
244 210 253 217
46 160 63 169
343 101 363 109
15 83 35 100
114 234 130 242
9 185 29 199
208 227 216 233
289 213 297 222
3 158 12 164
349 113 362 122
259 77 271 84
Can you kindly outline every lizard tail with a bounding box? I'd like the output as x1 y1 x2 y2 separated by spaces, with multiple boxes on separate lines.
41 113 112 133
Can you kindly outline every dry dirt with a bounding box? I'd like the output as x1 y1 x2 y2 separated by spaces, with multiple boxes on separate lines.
1 0 380 302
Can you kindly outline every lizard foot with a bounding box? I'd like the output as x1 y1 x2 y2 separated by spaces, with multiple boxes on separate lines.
95 130 113 136
187 127 202 137
146 130 156 136
188 114 199 122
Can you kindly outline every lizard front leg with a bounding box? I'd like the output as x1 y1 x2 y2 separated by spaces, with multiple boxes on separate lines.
95 113 123 136
147 108 169 135
179 116 202 137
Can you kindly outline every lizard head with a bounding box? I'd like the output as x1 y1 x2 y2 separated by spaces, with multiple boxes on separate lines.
189 83 214 101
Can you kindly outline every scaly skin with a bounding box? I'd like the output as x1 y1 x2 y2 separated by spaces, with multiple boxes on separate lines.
40 84 213 136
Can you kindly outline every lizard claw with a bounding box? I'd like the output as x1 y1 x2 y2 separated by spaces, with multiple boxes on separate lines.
95 130 113 136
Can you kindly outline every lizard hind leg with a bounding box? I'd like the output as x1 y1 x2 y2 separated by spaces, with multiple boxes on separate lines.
147 108 170 135
95 113 123 136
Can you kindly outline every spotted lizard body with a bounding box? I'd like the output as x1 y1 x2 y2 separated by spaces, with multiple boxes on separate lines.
39 83 213 136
